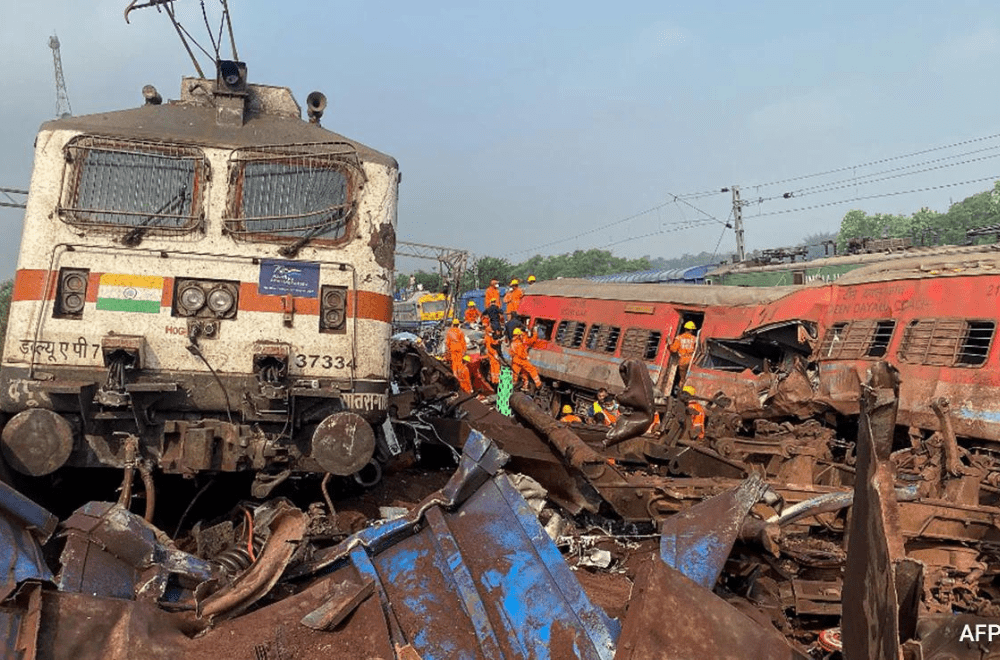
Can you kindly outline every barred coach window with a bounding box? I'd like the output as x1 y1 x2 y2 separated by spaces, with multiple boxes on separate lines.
60 137 206 237
225 143 364 254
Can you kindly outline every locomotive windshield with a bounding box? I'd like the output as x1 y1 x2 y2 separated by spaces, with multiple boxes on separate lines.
226 143 361 247
60 137 205 233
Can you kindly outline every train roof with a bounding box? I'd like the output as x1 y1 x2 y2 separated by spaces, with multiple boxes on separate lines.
835 244 1000 285
707 242 999 277
40 78 397 168
587 264 718 284
525 278 800 307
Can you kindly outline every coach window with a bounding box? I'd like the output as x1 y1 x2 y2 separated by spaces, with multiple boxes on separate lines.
866 320 896 358
898 319 996 367
585 325 603 351
555 320 586 349
60 137 206 241
225 144 362 256
620 329 663 360
533 318 556 340
818 320 895 360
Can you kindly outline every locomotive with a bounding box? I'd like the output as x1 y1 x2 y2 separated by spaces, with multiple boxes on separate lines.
0 64 401 496
518 248 1000 445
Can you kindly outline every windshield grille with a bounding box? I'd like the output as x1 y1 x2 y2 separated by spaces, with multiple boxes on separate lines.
225 143 363 246
60 137 205 235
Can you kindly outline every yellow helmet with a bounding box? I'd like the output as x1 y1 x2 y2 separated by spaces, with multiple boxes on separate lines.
513 327 523 336
463 355 470 362
467 300 476 307
684 321 696 330
510 279 519 286
452 318 460 325
561 405 572 414
527 275 536 283
682 385 696 396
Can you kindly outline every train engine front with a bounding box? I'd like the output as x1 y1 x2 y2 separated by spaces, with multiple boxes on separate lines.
0 64 400 496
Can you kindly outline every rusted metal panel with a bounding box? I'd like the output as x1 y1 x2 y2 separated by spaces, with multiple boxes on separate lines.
841 362 913 660
614 556 809 660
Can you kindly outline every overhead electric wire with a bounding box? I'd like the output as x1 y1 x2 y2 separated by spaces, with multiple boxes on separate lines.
508 192 726 258
745 131 1000 190
747 153 1000 204
761 147 1000 202
746 174 1000 220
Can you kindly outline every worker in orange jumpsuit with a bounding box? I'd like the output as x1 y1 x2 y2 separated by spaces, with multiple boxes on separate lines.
559 404 582 424
682 385 706 440
455 355 473 394
511 327 542 391
484 278 501 311
444 318 469 390
483 328 502 385
504 279 524 318
464 300 480 324
669 321 698 386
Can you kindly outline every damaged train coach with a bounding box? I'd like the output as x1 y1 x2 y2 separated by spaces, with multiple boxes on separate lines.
519 250 1000 446
0 65 402 494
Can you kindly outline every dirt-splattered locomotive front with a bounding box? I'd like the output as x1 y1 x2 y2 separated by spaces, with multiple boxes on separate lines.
0 67 401 495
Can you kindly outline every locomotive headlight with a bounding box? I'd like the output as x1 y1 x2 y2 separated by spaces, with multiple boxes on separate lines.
178 284 206 315
55 268 89 318
207 287 236 316
320 286 347 333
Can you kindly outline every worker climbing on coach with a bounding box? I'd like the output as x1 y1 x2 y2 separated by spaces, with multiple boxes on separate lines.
669 320 699 389
504 278 524 318
445 318 469 390
682 385 706 440
464 300 480 325
511 327 542 391
559 404 582 424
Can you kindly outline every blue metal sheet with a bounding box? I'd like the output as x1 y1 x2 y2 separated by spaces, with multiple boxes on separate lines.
0 510 53 600
320 430 620 659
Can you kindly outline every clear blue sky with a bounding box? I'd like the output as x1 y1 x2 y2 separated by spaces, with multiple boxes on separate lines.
3 1 1000 278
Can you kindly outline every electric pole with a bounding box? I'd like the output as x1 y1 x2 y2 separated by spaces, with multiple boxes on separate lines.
49 34 72 119
731 185 745 262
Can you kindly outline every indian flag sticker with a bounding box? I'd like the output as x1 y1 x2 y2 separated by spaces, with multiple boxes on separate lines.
96 274 164 314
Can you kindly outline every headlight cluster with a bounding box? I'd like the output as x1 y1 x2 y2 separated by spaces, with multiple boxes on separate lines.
56 268 90 318
320 285 347 333
174 279 239 319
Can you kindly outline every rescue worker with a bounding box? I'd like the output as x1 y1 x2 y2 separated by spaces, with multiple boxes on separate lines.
559 404 583 424
503 278 524 318
444 318 467 387
527 275 537 286
484 278 502 311
682 385 706 440
511 327 542 391
669 321 699 386
590 388 617 425
455 355 473 394
483 328 502 385
464 300 480 324
483 278 504 332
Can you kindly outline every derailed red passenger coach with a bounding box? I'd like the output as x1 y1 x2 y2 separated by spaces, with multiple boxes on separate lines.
519 250 1000 445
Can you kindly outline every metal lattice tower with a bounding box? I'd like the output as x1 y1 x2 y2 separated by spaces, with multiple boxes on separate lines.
48 34 72 118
